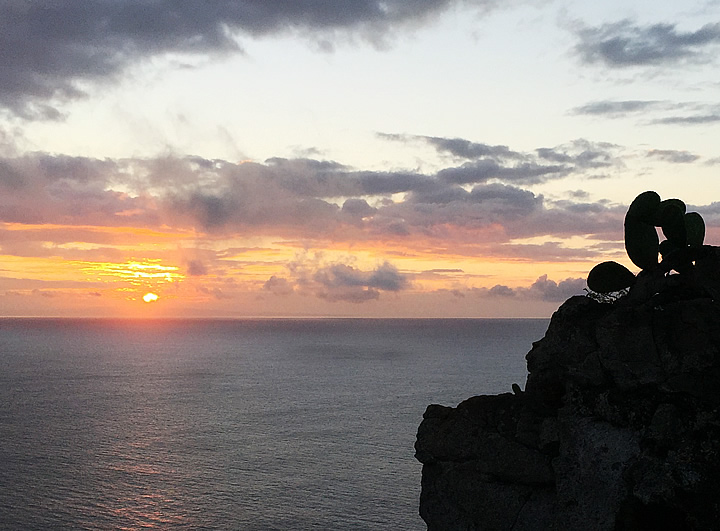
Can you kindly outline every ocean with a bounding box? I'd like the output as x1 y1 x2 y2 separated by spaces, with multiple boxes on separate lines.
0 318 549 530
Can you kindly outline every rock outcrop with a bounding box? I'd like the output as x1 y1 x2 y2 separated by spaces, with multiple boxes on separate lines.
415 247 720 530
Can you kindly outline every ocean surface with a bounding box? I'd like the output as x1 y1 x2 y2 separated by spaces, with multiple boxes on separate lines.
0 318 549 530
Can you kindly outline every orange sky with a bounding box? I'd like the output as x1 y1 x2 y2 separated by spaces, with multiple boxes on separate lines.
0 204 604 317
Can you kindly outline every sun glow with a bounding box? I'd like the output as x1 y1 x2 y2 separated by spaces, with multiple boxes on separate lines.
142 292 159 303
83 260 184 283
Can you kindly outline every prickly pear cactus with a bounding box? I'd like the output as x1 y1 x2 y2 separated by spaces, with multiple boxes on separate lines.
587 261 636 293
624 191 660 270
587 191 706 296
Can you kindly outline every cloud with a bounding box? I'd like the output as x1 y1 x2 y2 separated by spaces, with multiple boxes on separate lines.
277 257 410 303
381 133 525 161
535 139 621 171
0 147 632 254
572 100 667 117
575 20 720 68
384 134 624 185
523 275 586 302
353 170 436 195
314 261 408 292
0 0 500 119
438 159 568 186
187 259 208 276
646 149 700 164
263 275 295 296
341 198 376 222
572 100 720 126
649 113 720 126
488 284 515 297
0 153 157 225
471 275 586 301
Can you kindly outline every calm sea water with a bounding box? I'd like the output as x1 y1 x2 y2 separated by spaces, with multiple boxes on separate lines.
0 318 548 530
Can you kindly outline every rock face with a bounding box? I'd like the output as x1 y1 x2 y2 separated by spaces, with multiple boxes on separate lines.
415 248 720 530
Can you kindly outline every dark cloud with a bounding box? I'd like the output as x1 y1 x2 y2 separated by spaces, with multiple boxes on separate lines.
468 183 540 216
0 0 497 119
353 170 435 195
365 262 409 291
438 160 567 185
381 135 623 186
698 201 720 226
0 153 156 225
187 259 208 276
381 133 524 161
341 198 376 218
0 147 625 249
385 182 544 233
568 190 590 199
384 134 604 185
649 113 720 126
181 193 234 228
263 275 294 296
487 284 515 297
2 138 693 256
422 136 524 161
409 182 470 204
572 100 720 126
575 20 720 68
524 275 586 302
472 275 586 301
264 158 352 197
279 253 412 303
314 262 408 292
646 149 700 164
572 100 666 116
277 260 411 303
536 139 620 171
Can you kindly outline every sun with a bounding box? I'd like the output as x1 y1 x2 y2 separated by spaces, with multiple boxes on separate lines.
142 292 159 303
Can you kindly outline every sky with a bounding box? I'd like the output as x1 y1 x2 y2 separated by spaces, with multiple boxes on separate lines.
1 0 720 318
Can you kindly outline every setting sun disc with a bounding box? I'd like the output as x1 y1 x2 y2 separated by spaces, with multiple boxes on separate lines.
143 292 159 303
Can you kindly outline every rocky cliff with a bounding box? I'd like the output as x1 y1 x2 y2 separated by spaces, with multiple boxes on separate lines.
415 246 720 530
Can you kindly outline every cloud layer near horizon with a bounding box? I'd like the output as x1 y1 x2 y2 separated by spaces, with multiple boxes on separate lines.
2 133 719 308
0 136 634 250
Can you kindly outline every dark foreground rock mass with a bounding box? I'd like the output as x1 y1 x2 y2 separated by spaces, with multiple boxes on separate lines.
415 247 720 530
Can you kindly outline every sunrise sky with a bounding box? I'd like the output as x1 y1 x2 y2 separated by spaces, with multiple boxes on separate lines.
1 0 720 318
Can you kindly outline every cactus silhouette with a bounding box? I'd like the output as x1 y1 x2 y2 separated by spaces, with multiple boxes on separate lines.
587 191 706 295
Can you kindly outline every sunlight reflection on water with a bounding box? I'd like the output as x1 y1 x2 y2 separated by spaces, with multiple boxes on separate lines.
0 318 548 529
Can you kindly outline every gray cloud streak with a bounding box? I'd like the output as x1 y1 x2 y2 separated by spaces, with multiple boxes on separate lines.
576 20 720 67
572 100 666 116
646 149 700 164
473 275 586 301
572 100 720 126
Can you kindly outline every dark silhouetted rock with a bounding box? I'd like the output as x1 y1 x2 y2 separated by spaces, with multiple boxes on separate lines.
415 246 720 530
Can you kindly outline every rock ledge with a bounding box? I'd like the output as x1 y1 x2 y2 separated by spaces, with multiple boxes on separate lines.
416 248 720 530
